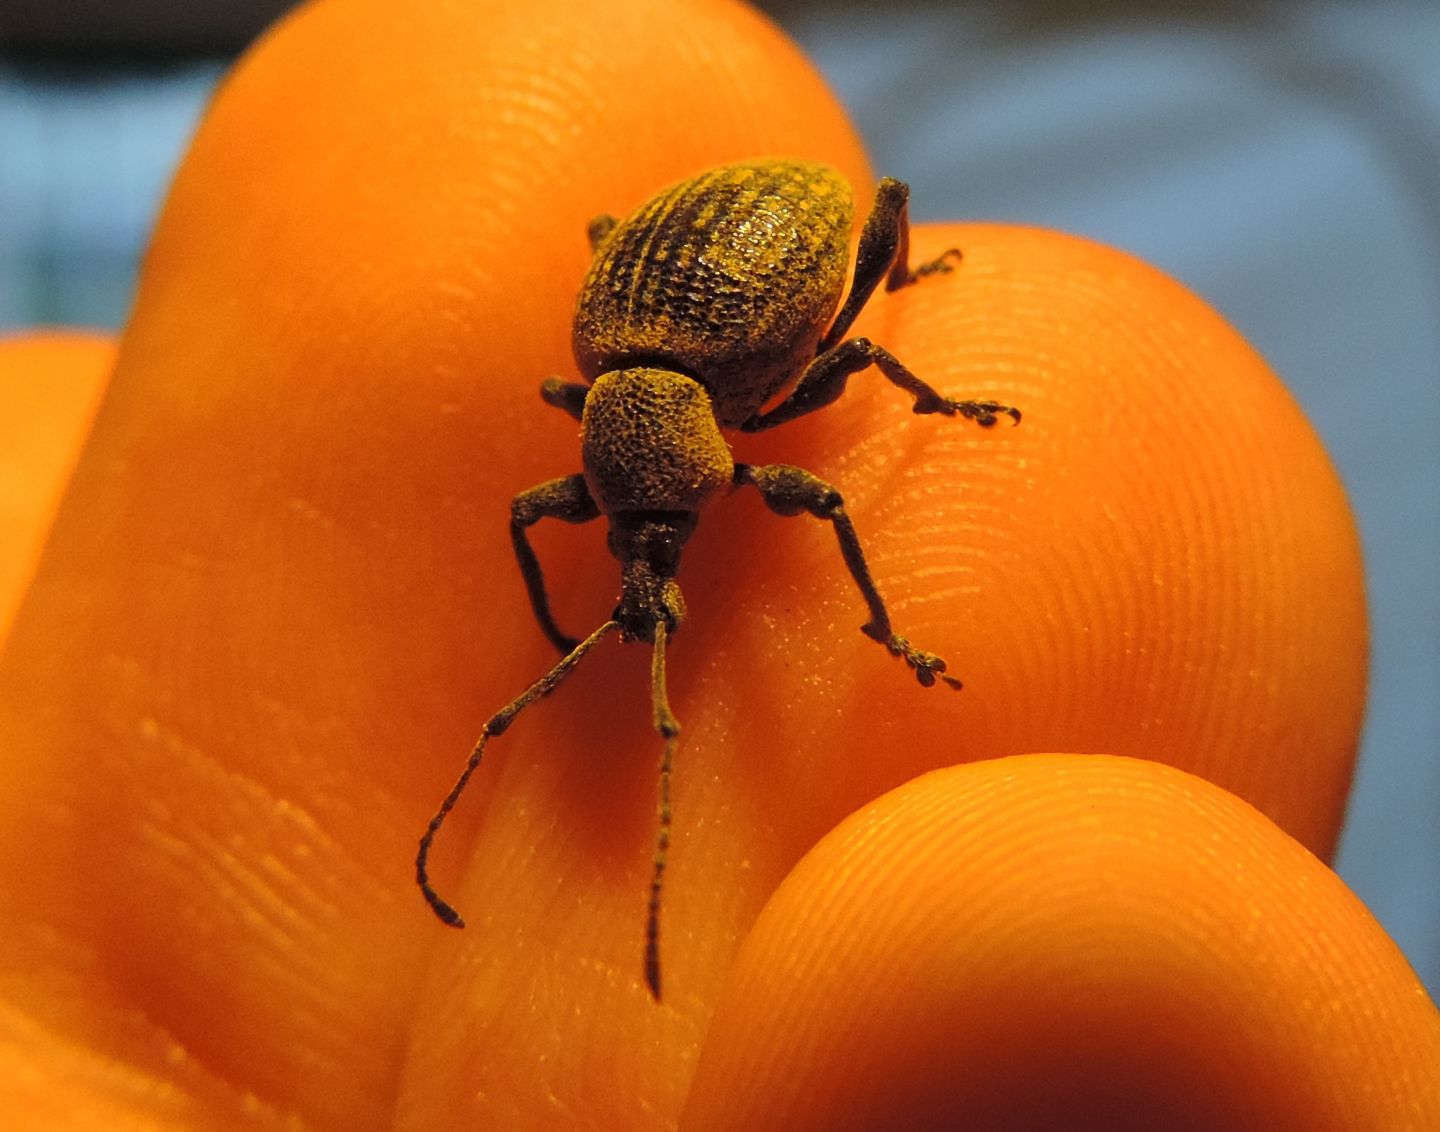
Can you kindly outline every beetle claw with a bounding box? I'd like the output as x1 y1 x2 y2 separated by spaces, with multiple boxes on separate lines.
882 634 964 691
942 399 1023 428
904 246 963 285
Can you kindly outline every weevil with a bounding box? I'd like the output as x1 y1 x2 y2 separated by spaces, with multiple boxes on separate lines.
416 159 1019 999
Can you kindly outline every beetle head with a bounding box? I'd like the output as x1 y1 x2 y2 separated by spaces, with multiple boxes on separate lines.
607 511 694 642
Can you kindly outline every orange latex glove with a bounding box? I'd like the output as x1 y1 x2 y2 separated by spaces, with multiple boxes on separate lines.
1 0 1434 1129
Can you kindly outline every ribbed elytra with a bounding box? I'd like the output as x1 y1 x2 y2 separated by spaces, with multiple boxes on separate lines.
415 158 1020 1001
574 162 851 429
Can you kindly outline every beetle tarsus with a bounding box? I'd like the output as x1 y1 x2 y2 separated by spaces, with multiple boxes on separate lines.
902 246 963 286
427 895 465 929
914 396 1022 428
880 632 964 691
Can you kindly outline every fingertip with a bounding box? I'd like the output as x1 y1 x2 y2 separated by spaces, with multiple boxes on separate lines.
0 332 114 642
683 754 1440 1131
768 221 1367 860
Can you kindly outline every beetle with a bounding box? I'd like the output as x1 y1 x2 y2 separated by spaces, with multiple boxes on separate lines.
416 158 1019 999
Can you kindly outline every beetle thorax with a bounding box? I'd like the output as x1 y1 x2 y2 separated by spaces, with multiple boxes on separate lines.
580 367 734 516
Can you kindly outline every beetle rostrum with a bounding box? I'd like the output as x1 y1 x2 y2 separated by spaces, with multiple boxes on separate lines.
416 159 1020 1001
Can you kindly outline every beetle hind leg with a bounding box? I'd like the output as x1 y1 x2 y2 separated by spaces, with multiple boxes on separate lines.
739 171 1021 432
819 176 962 353
735 462 963 691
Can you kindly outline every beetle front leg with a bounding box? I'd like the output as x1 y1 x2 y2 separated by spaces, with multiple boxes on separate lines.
735 462 961 690
740 336 1020 433
539 376 589 422
511 474 601 653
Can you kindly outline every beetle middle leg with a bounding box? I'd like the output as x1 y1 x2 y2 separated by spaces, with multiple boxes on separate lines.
735 462 961 689
511 474 601 654
740 336 1019 434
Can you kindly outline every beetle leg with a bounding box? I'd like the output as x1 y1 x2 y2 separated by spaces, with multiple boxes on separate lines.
818 178 908 352
734 462 962 690
818 178 962 355
540 376 589 422
511 474 602 653
901 246 964 286
587 213 617 251
877 198 961 293
740 336 1020 433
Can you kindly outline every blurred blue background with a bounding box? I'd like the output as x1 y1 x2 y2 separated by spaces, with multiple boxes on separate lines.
2 1 1436 994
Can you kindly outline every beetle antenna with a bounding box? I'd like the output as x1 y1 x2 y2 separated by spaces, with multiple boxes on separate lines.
417 619 620 928
644 620 680 1000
